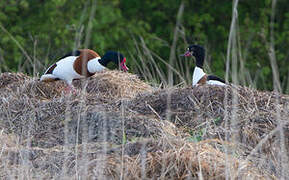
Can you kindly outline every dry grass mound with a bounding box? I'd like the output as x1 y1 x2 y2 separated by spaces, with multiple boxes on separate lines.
127 85 289 124
0 72 29 88
0 95 178 148
0 72 67 99
73 70 154 100
0 137 274 179
127 85 289 139
106 139 273 179
0 71 154 101
126 84 289 177
0 79 65 99
0 71 158 149
0 72 288 178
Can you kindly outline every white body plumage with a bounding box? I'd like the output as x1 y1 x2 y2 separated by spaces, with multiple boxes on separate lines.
192 67 226 86
207 80 226 86
40 56 104 85
192 67 206 86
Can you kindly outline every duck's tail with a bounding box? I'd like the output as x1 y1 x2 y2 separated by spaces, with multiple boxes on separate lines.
40 74 60 82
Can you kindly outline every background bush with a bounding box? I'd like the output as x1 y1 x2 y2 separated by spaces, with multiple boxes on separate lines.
0 0 288 92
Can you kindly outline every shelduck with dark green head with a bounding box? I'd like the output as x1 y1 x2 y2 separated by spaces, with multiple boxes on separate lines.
181 45 226 86
40 49 129 92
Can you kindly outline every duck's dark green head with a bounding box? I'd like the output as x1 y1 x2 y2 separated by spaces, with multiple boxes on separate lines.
181 44 205 68
99 51 128 71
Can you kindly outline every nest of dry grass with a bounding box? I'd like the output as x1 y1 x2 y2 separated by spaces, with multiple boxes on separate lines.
74 70 154 100
127 85 289 123
126 84 289 140
0 72 288 179
125 84 289 177
0 136 274 179
109 139 272 179
0 70 153 101
0 72 30 88
0 95 178 148
0 71 158 149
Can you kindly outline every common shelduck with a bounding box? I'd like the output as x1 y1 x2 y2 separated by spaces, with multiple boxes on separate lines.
181 45 226 86
40 49 128 92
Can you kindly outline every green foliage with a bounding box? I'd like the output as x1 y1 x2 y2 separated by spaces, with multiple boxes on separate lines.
0 0 288 92
188 128 205 142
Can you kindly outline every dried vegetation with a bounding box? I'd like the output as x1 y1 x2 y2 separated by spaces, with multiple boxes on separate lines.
0 71 288 179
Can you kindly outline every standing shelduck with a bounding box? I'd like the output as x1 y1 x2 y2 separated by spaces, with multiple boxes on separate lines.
40 49 128 91
181 45 226 86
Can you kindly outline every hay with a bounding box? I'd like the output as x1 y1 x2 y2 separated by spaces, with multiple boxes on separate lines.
0 72 29 88
0 72 288 178
128 85 289 124
126 85 289 141
0 80 65 99
0 138 274 179
0 93 178 148
126 84 289 177
0 70 154 101
110 139 272 179
73 70 154 100
0 73 65 99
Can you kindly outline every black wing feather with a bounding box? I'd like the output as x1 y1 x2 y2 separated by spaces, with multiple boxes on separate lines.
59 50 81 60
207 75 226 84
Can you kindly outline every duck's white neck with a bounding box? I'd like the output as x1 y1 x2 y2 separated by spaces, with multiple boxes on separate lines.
87 57 106 73
192 66 206 86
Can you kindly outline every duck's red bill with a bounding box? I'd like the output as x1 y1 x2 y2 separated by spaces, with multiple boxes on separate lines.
120 57 129 72
180 51 192 57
